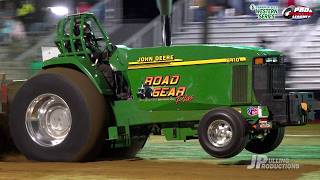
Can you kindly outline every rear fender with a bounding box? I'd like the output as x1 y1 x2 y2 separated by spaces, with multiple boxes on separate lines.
42 57 113 95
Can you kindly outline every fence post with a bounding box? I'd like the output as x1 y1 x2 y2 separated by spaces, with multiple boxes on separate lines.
0 74 7 113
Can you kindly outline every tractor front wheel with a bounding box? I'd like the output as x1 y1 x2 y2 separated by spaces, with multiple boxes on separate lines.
245 127 285 154
198 108 248 158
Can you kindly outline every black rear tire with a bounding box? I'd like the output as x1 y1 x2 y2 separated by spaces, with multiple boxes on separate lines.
9 68 108 162
0 114 14 153
103 126 150 159
198 108 248 158
245 127 285 154
107 136 149 159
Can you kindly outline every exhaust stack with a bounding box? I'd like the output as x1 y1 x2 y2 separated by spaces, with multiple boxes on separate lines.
157 0 172 46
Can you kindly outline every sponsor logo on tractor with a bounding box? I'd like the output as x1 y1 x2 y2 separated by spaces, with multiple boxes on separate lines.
175 95 193 104
283 5 313 20
250 4 278 20
247 155 300 170
247 106 259 116
132 54 182 64
137 75 193 103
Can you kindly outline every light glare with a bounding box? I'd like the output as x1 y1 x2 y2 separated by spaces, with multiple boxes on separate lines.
49 6 69 16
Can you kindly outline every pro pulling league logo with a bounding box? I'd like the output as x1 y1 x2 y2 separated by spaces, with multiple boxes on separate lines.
247 106 259 116
283 5 313 20
137 75 193 104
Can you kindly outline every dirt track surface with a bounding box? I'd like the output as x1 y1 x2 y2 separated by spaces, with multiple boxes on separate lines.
0 156 319 180
0 124 319 180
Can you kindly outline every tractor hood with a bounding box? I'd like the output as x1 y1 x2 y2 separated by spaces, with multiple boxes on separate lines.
112 44 282 70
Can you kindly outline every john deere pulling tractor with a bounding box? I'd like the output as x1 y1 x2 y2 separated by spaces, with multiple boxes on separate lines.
6 1 314 161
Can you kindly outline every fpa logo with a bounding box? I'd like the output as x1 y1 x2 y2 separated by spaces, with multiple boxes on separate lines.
282 5 313 20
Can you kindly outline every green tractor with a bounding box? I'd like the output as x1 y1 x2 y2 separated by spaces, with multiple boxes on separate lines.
8 1 314 161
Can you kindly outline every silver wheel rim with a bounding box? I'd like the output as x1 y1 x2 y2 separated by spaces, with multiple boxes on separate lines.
207 120 233 147
25 93 72 147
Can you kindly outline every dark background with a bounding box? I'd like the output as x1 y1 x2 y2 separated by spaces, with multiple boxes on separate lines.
123 0 161 20
4 0 178 20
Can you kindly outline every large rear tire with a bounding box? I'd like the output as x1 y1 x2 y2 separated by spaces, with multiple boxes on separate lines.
245 127 285 154
198 108 248 158
9 68 107 162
